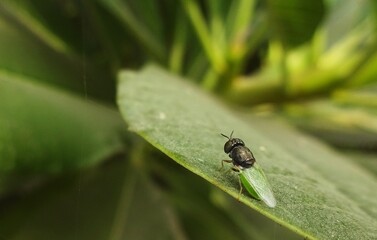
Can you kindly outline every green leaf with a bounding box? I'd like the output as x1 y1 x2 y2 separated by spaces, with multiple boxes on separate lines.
345 151 377 177
149 150 302 239
0 150 301 240
266 0 325 47
323 0 372 49
98 0 166 61
284 100 377 150
0 158 176 240
0 1 115 101
0 74 126 174
117 65 377 239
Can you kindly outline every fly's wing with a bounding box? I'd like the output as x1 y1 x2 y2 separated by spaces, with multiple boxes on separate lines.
239 163 276 208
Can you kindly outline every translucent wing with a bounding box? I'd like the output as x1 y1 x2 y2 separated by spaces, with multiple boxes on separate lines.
239 163 276 208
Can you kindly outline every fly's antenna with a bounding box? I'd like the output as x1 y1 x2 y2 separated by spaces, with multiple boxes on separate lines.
220 133 229 139
229 130 234 139
221 130 234 140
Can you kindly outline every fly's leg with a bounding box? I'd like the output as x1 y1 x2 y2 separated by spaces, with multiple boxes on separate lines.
220 162 244 201
219 159 233 171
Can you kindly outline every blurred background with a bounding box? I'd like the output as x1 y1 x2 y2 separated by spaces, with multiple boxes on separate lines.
0 0 377 239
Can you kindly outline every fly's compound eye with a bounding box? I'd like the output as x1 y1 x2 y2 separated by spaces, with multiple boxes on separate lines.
224 140 233 153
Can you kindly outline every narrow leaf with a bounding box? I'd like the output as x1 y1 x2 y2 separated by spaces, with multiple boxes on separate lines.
266 0 325 47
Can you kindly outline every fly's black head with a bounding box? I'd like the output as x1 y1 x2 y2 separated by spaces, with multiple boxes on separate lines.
221 131 245 154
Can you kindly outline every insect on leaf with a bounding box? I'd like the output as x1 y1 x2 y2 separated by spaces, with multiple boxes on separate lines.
117 65 377 239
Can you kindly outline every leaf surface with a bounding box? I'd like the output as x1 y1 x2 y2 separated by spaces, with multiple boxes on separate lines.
0 75 125 174
117 65 377 239
266 0 325 47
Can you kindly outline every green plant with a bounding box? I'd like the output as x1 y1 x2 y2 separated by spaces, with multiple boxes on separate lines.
1 0 377 239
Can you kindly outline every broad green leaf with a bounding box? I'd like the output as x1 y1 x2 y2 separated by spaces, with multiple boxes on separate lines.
0 148 301 240
149 150 302 239
0 74 126 175
117 65 377 239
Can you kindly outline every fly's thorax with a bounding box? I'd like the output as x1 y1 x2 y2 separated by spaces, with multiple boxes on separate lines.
230 146 255 169
223 138 245 153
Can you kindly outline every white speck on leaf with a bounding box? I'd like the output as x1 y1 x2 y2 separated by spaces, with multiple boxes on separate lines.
158 112 166 120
